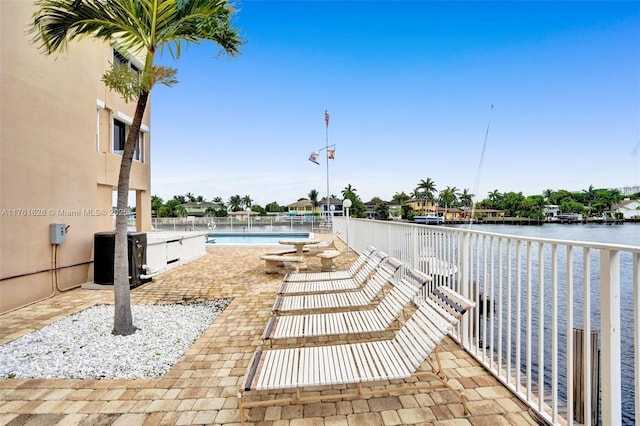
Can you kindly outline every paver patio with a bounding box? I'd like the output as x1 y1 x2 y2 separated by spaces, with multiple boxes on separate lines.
0 238 540 425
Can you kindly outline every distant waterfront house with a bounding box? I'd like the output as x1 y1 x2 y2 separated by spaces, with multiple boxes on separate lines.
363 200 402 219
228 210 258 220
439 207 463 221
319 197 345 217
544 205 560 221
612 198 640 219
405 198 438 214
181 201 220 217
474 208 504 219
287 200 316 216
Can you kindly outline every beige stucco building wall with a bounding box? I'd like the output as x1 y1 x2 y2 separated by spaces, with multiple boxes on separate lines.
0 1 152 314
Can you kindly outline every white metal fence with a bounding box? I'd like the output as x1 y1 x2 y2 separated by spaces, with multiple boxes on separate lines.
129 215 328 233
333 217 639 426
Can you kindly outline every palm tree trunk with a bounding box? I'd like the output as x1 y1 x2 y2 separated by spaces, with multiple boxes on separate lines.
113 89 149 336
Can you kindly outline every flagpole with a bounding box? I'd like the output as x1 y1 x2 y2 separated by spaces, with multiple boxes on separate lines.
308 111 334 224
325 110 330 222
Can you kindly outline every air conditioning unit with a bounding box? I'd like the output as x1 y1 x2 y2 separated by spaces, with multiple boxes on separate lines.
94 231 150 288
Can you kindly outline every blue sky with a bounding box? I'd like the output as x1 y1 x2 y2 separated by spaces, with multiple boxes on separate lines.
151 1 640 207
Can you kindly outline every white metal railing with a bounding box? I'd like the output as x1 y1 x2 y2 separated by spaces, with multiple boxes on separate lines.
127 215 321 233
333 217 639 426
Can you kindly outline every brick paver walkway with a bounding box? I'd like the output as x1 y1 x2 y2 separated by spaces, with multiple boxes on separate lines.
0 239 539 425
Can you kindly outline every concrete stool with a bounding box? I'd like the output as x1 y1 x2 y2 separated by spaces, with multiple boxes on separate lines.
316 250 341 272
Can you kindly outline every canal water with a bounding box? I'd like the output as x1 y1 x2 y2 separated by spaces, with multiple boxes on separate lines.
449 223 639 424
450 222 639 246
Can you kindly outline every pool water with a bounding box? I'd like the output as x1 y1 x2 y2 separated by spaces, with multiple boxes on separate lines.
206 232 311 245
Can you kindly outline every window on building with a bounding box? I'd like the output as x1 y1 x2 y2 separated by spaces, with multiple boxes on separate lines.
133 131 143 162
113 48 141 73
113 49 127 68
113 118 143 162
113 119 126 155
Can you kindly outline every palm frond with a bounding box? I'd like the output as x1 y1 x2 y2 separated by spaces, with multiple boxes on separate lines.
32 0 243 58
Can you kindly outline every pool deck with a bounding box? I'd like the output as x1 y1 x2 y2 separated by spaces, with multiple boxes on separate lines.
0 238 540 425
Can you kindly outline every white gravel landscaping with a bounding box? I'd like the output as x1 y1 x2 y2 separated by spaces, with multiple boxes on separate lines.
0 299 231 380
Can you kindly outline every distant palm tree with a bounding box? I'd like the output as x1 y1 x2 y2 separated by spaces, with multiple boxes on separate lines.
415 178 437 213
241 195 253 209
599 188 622 213
308 189 319 213
185 192 196 202
340 185 358 215
228 195 242 212
415 178 437 201
391 191 410 204
438 186 459 211
582 185 597 216
157 205 171 217
341 184 358 199
458 188 474 208
31 0 242 336
487 189 502 208
212 196 225 209
174 205 188 218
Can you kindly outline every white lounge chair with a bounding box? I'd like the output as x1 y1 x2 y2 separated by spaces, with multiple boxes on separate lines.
264 268 431 342
277 249 387 295
272 257 403 314
283 245 376 283
239 285 476 424
304 231 342 252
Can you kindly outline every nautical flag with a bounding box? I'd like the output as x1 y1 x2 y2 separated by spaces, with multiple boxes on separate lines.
324 110 329 128
308 151 320 165
327 149 335 160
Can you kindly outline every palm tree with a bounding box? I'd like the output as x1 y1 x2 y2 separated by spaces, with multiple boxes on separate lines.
438 186 459 216
598 188 622 214
157 205 172 217
582 185 597 217
31 0 242 335
458 188 474 208
341 184 358 200
487 189 502 209
173 194 187 204
212 196 225 209
308 189 319 214
391 191 410 204
228 195 242 212
174 204 188 218
241 195 253 210
415 178 436 213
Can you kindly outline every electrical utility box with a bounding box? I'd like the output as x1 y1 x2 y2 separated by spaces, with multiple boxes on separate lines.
50 223 67 244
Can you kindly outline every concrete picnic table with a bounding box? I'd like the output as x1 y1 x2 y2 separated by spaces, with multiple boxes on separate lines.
278 238 319 269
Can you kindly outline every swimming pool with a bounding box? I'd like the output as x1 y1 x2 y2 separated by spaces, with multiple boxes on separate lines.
206 232 311 245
